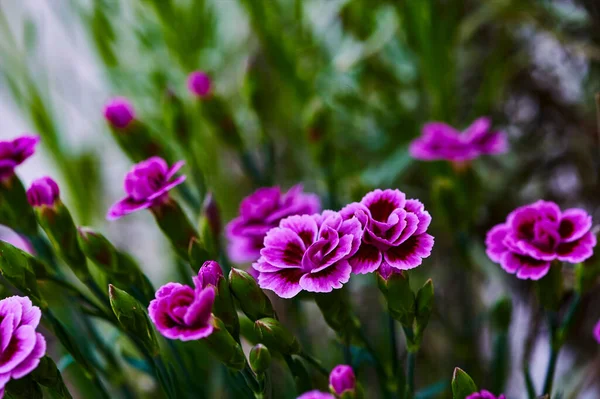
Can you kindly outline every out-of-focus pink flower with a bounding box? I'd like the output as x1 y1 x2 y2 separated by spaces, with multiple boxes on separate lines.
0 135 39 181
226 185 321 263
187 71 212 98
148 280 215 341
104 97 136 129
107 157 185 220
26 177 60 208
466 390 506 399
252 211 363 298
0 296 46 397
341 189 434 275
486 200 596 280
409 117 507 162
594 320 600 344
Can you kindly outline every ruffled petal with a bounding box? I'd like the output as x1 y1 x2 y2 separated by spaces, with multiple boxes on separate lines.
485 223 510 263
556 231 596 263
299 260 352 293
558 208 592 243
0 325 37 374
260 227 306 268
106 197 152 220
384 234 434 270
10 332 46 379
348 244 383 274
257 269 304 299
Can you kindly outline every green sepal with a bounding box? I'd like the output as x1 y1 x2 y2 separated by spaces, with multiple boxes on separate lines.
314 288 360 337
535 262 563 311
254 318 301 355
414 279 434 342
150 198 198 261
204 317 246 371
229 268 275 321
377 271 414 327
109 285 160 356
451 367 477 399
0 175 38 235
35 201 88 282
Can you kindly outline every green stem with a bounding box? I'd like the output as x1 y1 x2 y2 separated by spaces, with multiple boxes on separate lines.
299 351 329 377
541 312 559 396
407 351 416 397
389 316 399 377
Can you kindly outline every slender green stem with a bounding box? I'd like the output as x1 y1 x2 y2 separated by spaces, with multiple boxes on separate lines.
299 351 329 377
541 346 558 396
407 351 416 397
523 366 536 399
389 316 399 377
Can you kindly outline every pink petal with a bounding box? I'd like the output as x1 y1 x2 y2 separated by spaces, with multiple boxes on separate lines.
106 197 152 220
349 244 383 274
299 260 352 293
260 227 307 268
257 269 304 299
485 224 510 263
279 215 318 248
558 208 592 243
0 325 37 374
10 332 46 379
383 234 434 270
556 231 596 264
166 160 186 180
146 175 186 201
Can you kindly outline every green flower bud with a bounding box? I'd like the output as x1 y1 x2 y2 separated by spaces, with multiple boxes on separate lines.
254 318 301 355
197 261 239 338
249 344 271 375
229 268 274 321
77 227 117 272
204 317 246 371
150 198 198 261
109 285 160 356
415 279 434 333
0 175 37 235
377 270 414 328
451 367 477 399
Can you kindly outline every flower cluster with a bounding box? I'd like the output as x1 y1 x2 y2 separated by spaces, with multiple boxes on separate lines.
0 296 46 397
410 117 507 162
0 135 39 181
226 185 321 263
251 189 434 298
486 200 596 280
149 278 216 341
107 157 186 220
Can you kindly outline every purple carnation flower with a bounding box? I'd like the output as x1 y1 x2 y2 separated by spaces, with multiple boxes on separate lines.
466 390 506 399
409 117 507 162
486 200 596 280
296 391 335 399
104 97 136 129
187 71 212 98
341 189 434 275
226 185 321 263
0 296 46 397
26 177 60 208
252 211 363 298
594 320 600 344
0 135 40 181
329 364 355 395
107 157 186 220
194 260 224 288
148 280 215 341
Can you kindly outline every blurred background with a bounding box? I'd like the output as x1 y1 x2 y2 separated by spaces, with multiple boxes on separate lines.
1 0 600 397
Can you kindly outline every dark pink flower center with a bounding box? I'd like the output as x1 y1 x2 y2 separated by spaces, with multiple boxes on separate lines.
369 199 397 223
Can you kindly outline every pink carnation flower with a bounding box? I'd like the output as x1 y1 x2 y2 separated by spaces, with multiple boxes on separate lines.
410 117 507 162
486 200 596 280
466 390 506 399
252 211 363 298
341 189 434 275
594 320 600 344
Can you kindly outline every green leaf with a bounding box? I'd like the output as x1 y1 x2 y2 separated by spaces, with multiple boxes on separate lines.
31 356 74 399
451 367 477 399
377 271 415 327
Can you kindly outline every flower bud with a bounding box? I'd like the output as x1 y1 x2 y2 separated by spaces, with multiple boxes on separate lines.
28 178 88 282
26 177 60 208
187 71 212 98
78 227 155 304
254 318 300 355
249 344 271 375
104 97 135 129
109 285 160 356
329 364 355 395
195 261 239 338
229 268 275 321
414 279 434 346
452 367 478 399
204 317 245 371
